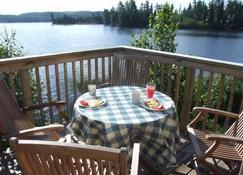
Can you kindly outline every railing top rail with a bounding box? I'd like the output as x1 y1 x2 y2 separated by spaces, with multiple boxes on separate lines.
0 45 242 78
119 46 243 67
0 47 118 72
118 46 243 78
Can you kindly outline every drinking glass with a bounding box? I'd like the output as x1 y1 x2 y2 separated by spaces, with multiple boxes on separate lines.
146 83 155 98
88 84 96 97
132 90 140 105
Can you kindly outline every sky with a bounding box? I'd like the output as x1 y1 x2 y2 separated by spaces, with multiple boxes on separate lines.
0 0 195 15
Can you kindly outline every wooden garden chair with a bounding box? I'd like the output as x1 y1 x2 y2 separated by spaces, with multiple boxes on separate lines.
187 107 243 175
0 76 68 141
10 137 140 175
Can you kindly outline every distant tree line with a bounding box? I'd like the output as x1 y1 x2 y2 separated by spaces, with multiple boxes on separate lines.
103 0 153 27
180 0 243 30
49 0 243 30
50 13 103 24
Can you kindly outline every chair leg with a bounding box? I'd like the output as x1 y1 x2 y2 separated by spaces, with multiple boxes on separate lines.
192 158 201 175
199 158 222 175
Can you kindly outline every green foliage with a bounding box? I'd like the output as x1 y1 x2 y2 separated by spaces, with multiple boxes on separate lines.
180 0 243 30
51 13 103 24
130 3 179 94
0 30 38 108
0 29 23 58
180 17 209 29
104 0 153 27
225 0 243 30
103 9 111 25
131 3 178 52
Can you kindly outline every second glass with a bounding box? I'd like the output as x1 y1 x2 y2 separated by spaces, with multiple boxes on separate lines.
88 84 96 97
146 83 155 98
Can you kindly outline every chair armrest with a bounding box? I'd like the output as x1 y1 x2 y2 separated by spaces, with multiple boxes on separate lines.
193 107 238 119
206 134 243 144
23 101 66 111
23 101 69 122
187 107 238 128
203 133 243 156
130 143 140 175
16 124 64 140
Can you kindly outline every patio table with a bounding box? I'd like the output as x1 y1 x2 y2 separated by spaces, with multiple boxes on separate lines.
69 86 179 171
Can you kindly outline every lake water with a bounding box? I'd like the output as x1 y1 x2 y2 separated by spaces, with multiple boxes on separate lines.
1 22 243 63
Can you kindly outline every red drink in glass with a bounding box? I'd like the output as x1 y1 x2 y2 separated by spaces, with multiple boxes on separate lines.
146 83 155 98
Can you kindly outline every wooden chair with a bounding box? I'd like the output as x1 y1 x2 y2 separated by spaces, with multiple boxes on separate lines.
187 107 243 175
10 137 140 175
0 76 68 141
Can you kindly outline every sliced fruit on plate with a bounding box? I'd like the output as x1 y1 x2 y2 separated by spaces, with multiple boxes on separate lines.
151 104 165 110
144 98 161 108
80 98 105 107
88 99 103 107
80 100 89 106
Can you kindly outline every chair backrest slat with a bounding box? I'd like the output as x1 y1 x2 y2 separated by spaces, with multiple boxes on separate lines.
225 111 243 156
0 77 33 138
10 138 128 175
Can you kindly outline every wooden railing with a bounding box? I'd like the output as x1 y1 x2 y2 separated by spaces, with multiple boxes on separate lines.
0 46 242 130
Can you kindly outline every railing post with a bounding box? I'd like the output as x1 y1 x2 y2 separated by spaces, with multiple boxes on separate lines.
180 68 195 131
20 69 34 124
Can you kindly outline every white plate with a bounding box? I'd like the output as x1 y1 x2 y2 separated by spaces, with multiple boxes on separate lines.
142 98 165 112
79 97 107 108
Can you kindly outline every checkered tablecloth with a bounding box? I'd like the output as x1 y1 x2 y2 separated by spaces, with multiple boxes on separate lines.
70 86 179 171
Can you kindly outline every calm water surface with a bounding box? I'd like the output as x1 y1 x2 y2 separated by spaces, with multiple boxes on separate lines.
0 22 243 64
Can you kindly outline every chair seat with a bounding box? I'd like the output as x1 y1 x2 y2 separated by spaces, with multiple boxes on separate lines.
189 128 242 162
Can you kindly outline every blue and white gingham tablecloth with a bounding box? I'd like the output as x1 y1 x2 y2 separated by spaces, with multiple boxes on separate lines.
70 86 179 171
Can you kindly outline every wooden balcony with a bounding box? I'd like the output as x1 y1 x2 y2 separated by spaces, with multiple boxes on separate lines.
0 46 243 174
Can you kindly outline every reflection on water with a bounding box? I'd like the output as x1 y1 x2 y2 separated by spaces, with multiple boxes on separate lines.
175 29 243 63
177 29 243 38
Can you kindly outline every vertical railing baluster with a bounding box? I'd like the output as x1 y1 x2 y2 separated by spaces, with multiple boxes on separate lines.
102 57 105 83
72 62 78 100
64 63 70 118
45 65 54 123
202 72 214 129
214 74 225 131
167 64 172 96
95 58 99 85
160 63 164 92
20 69 34 123
174 66 181 107
55 64 61 101
195 70 203 107
108 56 112 83
180 68 195 131
35 67 44 125
88 59 91 83
225 77 236 128
80 60 84 94
205 72 214 107
9 71 16 99
112 53 119 85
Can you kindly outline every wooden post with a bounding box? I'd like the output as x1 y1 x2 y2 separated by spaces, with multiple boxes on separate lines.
180 68 195 131
20 69 34 124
